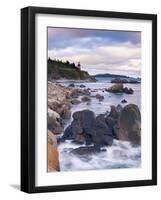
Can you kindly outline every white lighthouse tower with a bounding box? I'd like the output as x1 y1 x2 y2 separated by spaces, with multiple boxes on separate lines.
77 61 81 71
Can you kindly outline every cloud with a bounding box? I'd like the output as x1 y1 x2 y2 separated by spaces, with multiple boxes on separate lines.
48 42 141 70
48 27 141 75
48 27 141 50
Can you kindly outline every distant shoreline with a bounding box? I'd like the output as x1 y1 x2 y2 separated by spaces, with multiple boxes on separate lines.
48 72 141 84
93 73 141 80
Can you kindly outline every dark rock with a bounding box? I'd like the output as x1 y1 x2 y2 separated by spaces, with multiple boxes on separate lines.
93 115 113 147
70 99 81 105
81 96 91 102
79 84 86 88
127 88 134 94
84 134 93 145
123 87 134 94
68 83 75 87
71 146 100 155
62 110 95 143
109 105 120 119
117 104 123 112
116 104 141 145
105 116 118 138
63 109 114 147
95 94 104 101
71 120 83 136
72 133 85 144
121 99 127 103
105 116 116 130
62 125 73 140
73 110 95 135
57 136 65 144
82 89 91 95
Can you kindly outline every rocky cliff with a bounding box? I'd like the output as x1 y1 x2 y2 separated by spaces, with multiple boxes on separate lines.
48 58 95 81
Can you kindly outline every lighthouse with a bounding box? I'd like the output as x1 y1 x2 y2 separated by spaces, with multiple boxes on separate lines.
77 61 81 71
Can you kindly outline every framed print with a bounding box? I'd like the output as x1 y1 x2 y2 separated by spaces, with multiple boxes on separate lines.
21 6 157 193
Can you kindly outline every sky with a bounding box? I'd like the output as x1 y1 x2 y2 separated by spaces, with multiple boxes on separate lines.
48 27 141 76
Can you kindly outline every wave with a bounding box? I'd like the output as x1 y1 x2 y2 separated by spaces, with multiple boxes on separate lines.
58 139 141 172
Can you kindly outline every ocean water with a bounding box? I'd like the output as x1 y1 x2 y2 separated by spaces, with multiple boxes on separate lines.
58 140 141 171
56 78 141 172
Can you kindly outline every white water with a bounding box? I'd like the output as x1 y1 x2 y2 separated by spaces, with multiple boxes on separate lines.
58 140 141 171
56 78 141 172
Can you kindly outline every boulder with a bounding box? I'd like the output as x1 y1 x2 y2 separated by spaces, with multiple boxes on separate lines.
109 105 120 119
123 87 134 94
107 83 134 95
107 83 124 93
105 116 117 130
72 133 85 144
82 89 91 96
68 88 80 98
95 94 104 101
117 104 123 112
121 99 127 103
70 99 81 105
56 104 71 120
76 88 91 96
71 120 83 136
73 110 95 136
61 106 71 120
48 108 63 134
79 84 86 88
62 110 95 145
116 104 141 145
63 125 73 140
81 96 91 102
68 83 75 87
62 110 114 148
48 130 60 172
93 115 113 147
48 108 60 122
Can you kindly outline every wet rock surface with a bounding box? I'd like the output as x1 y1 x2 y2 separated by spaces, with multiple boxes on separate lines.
62 110 114 149
121 99 127 103
107 83 134 94
61 103 141 153
116 104 141 145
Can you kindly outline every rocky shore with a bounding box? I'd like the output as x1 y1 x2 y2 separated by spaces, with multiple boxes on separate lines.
47 81 141 171
47 81 95 171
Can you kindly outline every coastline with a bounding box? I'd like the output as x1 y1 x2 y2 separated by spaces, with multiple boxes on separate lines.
47 79 141 172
